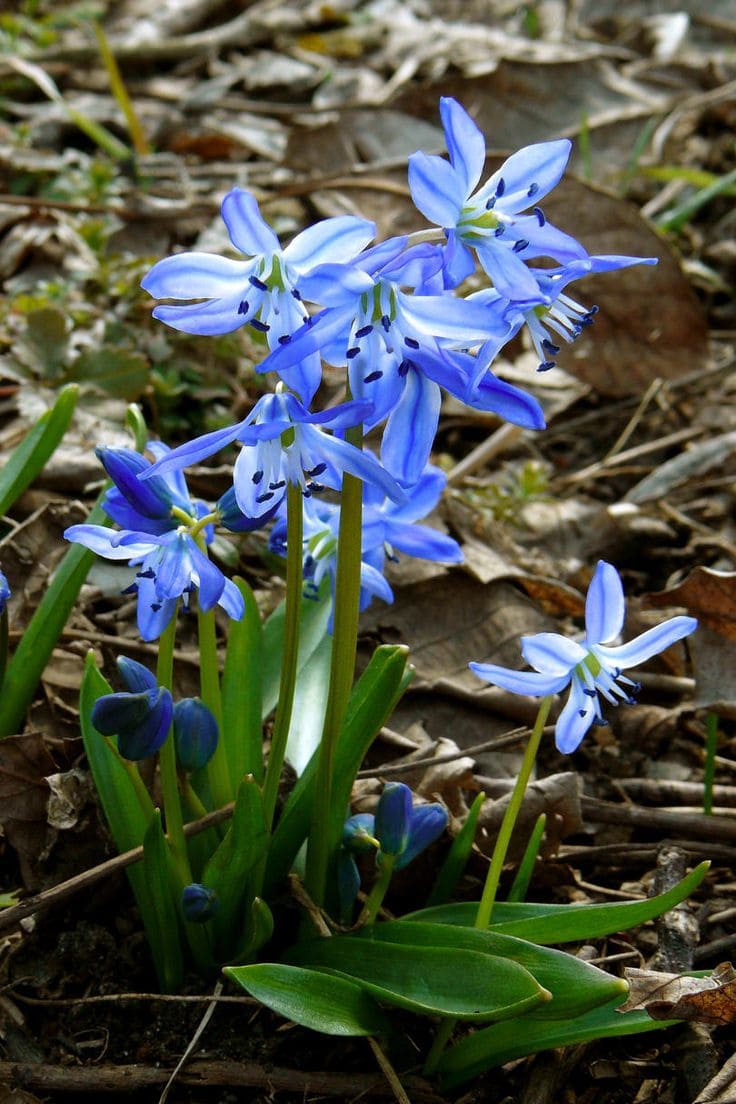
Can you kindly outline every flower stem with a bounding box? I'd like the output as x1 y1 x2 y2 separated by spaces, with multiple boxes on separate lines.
306 430 364 907
358 855 394 926
156 613 191 886
197 604 230 809
262 481 304 830
475 695 552 929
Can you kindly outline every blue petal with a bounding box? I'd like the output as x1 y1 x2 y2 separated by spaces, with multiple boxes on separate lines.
521 633 586 675
468 371 546 431
399 292 508 342
144 422 245 477
442 233 476 287
96 447 172 519
408 151 465 227
283 216 375 269
375 782 412 856
359 561 394 607
383 520 463 564
474 240 543 301
593 616 697 670
155 536 192 600
296 263 375 307
469 661 569 697
381 370 442 487
188 540 226 611
504 216 588 264
440 97 487 197
395 803 448 870
316 432 406 504
383 464 446 523
221 188 279 256
136 574 178 641
64 524 153 560
585 561 625 645
219 577 246 620
152 290 248 336
117 656 158 693
174 697 219 771
141 252 249 299
554 678 592 754
480 139 571 210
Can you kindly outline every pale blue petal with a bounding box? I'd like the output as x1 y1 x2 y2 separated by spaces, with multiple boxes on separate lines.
260 306 355 375
399 292 509 342
219 577 245 620
469 661 569 697
505 216 588 264
188 541 225 610
155 536 192 599
136 574 177 641
360 561 393 605
554 679 592 754
408 151 465 226
296 264 374 307
152 291 248 336
384 520 463 563
475 241 542 301
440 97 487 196
144 423 245 477
521 632 586 674
283 216 375 270
594 616 697 670
443 233 476 287
316 432 406 503
479 139 571 209
141 252 249 299
380 370 441 487
469 372 546 430
221 188 279 256
585 561 624 645
64 524 153 560
384 465 445 523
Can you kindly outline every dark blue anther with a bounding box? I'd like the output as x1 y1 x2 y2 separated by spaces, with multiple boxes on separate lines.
249 275 268 291
583 688 597 698
537 361 555 372
346 347 361 359
151 602 162 612
578 708 587 718
404 336 420 349
306 462 327 478
251 319 270 333
485 196 496 210
291 287 302 300
527 182 539 197
121 582 139 595
495 177 505 196
542 338 561 354
364 370 382 383
381 314 391 332
533 206 545 226
355 325 373 339
397 359 411 378
269 480 286 490
494 226 505 237
252 470 264 484
256 491 275 504
137 567 156 579
512 239 529 253
278 334 291 345
238 300 249 315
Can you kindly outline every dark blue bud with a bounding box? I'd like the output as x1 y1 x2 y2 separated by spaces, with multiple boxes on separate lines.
173 697 218 772
0 571 10 615
395 803 448 870
92 682 173 761
96 447 173 520
342 813 378 854
375 782 412 857
181 883 219 922
117 655 157 694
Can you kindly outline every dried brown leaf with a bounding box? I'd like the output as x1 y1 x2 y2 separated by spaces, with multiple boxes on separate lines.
645 566 736 640
620 962 736 1025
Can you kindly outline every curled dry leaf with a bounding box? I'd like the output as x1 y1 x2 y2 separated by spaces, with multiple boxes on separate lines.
620 962 736 1025
475 771 583 860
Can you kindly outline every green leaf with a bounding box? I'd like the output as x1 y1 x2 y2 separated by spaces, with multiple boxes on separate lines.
286 936 549 1022
364 921 626 1019
231 897 275 963
261 585 331 718
427 790 484 907
224 963 391 1036
203 777 269 957
437 994 677 1087
0 491 107 738
141 811 184 992
222 579 264 783
0 383 77 517
508 812 546 902
285 633 332 775
263 645 410 895
405 862 709 944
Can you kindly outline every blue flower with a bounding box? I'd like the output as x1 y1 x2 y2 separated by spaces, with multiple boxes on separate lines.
468 254 657 385
91 656 173 761
262 239 543 485
408 97 587 298
96 442 206 535
173 697 219 772
269 462 463 616
181 883 219 922
142 189 375 403
140 388 405 519
344 783 448 872
0 571 10 615
470 561 697 754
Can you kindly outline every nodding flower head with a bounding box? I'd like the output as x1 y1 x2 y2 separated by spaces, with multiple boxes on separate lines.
181 883 219 922
91 657 173 761
470 560 697 754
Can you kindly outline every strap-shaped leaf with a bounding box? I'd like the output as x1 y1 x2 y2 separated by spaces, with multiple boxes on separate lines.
261 583 331 718
427 790 485 907
0 383 77 517
405 861 709 944
360 921 626 1019
437 993 677 1087
224 963 390 1036
286 936 549 1021
141 811 184 992
222 579 264 783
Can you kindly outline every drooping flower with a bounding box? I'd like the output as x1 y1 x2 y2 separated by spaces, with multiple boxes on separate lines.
141 188 376 403
269 462 463 617
64 443 244 641
262 239 543 485
173 697 219 772
140 388 406 518
91 657 173 761
408 97 587 298
181 883 219 922
470 560 697 754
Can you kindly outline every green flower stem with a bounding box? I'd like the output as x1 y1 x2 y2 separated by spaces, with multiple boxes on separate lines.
306 430 364 907
262 482 304 830
155 613 191 887
358 854 394 926
197 605 230 809
475 695 553 929
425 694 553 1076
703 711 719 815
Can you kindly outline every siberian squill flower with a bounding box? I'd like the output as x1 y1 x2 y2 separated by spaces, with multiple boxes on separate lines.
64 443 244 641
91 657 173 761
269 461 463 618
468 254 657 386
142 188 375 403
408 97 587 298
0 571 10 615
470 561 697 754
262 237 544 486
141 387 405 519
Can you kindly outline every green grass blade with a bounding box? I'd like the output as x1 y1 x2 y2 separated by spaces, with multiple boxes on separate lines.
141 810 185 992
427 790 484 906
508 812 546 901
222 579 264 783
0 384 78 517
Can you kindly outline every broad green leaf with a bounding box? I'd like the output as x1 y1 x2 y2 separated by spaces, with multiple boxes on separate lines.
0 494 107 738
427 790 485 907
364 921 626 1019
141 811 184 992
222 579 264 783
261 584 331 718
286 936 549 1021
437 994 677 1087
285 634 332 775
405 862 709 944
224 963 390 1036
0 383 77 516
203 777 269 957
263 645 410 895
